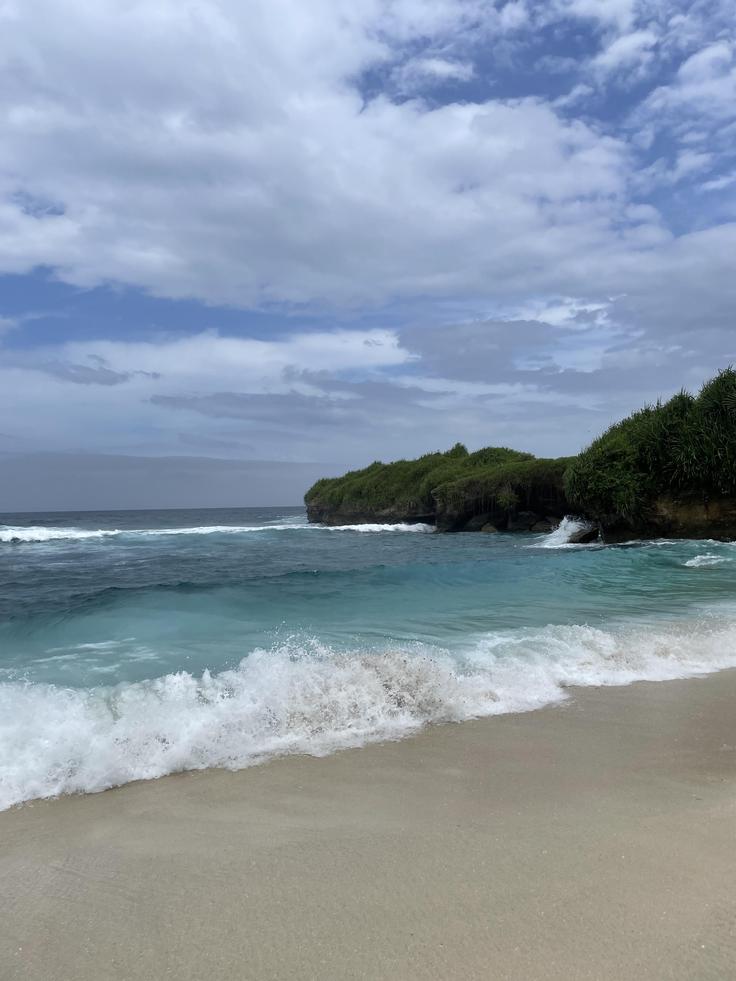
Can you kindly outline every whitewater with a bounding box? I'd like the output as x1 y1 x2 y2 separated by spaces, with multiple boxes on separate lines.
1 505 735 810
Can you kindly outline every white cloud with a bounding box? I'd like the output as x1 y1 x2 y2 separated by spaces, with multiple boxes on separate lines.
0 0 731 322
644 40 736 121
0 0 735 471
37 328 411 390
593 28 658 73
393 56 475 92
678 40 734 85
0 0 648 313
0 327 414 458
700 172 736 192
635 149 714 190
513 298 613 329
553 83 594 108
548 0 636 32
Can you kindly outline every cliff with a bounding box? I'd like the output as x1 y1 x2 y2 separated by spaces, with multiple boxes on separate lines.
305 368 736 540
305 445 572 532
565 367 736 541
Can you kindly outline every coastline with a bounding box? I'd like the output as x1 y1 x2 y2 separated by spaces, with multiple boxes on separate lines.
3 671 736 980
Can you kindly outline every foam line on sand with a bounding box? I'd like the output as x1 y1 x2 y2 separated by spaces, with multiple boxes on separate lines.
2 671 736 980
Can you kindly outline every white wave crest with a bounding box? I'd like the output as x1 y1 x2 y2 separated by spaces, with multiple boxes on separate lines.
684 553 731 568
3 615 736 810
0 526 120 543
533 516 597 549
133 524 311 536
0 521 433 543
320 522 435 533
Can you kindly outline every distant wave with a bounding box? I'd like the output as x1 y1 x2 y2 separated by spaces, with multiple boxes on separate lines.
0 521 434 544
3 612 736 810
0 526 119 543
684 553 732 568
321 522 434 534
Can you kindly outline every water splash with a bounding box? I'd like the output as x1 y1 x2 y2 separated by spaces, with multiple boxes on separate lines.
3 614 736 810
534 516 597 549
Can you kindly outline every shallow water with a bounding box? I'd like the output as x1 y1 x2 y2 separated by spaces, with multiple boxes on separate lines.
1 506 735 809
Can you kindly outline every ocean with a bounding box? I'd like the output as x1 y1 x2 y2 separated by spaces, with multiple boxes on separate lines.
1 506 735 810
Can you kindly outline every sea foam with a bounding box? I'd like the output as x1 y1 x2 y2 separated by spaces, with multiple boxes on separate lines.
3 614 736 810
0 526 120 543
0 522 434 543
533 516 597 548
684 554 731 568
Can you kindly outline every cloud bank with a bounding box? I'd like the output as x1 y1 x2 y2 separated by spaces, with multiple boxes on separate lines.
0 0 734 503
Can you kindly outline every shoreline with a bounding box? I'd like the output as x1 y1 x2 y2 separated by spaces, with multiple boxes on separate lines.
3 671 736 979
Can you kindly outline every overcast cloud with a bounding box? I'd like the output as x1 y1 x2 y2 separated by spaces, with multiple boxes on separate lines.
0 0 734 508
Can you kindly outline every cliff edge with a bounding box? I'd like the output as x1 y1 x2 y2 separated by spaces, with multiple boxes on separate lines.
305 368 736 541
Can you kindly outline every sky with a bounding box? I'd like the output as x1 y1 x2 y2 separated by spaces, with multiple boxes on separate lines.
0 0 734 509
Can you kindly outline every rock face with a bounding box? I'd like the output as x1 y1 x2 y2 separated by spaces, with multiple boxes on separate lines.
306 477 736 541
306 492 569 534
305 367 736 541
304 502 434 527
433 479 569 533
567 526 600 544
462 513 495 532
531 519 557 533
507 511 541 532
652 497 736 539
599 497 736 542
304 444 572 533
564 367 736 542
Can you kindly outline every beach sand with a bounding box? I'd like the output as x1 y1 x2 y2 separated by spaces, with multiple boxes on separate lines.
2 671 736 981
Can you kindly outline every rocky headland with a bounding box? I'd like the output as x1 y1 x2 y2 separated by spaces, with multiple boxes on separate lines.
305 368 736 542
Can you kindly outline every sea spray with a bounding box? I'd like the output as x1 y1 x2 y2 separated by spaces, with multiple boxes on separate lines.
0 522 434 544
3 615 736 810
535 516 597 548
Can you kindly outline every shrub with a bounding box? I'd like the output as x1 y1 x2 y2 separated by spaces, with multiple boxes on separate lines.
565 367 736 519
304 445 534 513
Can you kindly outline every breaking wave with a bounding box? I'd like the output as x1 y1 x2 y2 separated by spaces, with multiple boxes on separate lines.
0 522 434 544
533 516 597 548
3 614 736 810
0 526 119 543
684 554 732 568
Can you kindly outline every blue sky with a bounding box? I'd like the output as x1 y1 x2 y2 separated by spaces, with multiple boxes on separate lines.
0 0 734 507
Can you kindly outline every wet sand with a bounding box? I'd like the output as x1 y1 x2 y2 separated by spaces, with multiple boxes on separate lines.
2 671 736 980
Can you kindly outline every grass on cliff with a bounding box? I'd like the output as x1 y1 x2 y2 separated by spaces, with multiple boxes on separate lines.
305 443 537 513
432 457 572 514
564 367 736 520
305 443 571 516
306 368 736 524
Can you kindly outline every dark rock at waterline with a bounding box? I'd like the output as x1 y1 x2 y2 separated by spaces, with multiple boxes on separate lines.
462 513 495 532
305 504 435 527
304 368 736 542
305 444 571 533
480 523 498 533
506 511 541 532
567 526 600 544
596 498 736 543
531 519 555 533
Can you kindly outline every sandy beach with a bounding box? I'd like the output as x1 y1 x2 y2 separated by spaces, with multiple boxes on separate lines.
3 671 736 981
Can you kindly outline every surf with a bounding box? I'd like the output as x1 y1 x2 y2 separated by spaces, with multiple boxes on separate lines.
0 521 433 543
3 611 736 810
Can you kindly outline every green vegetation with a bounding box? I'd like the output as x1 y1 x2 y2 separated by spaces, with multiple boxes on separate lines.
306 368 736 533
433 457 572 515
305 443 571 528
565 367 736 521
305 443 534 515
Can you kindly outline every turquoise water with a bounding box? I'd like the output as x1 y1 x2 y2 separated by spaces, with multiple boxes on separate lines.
1 507 735 808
